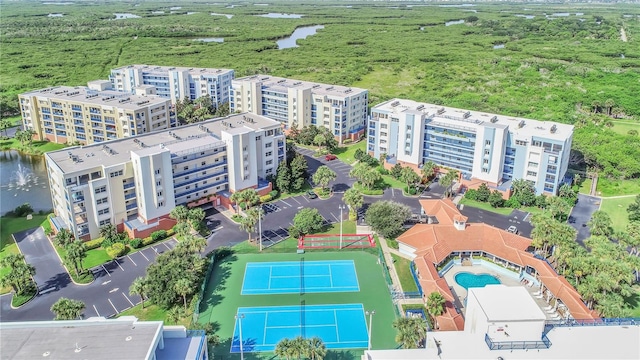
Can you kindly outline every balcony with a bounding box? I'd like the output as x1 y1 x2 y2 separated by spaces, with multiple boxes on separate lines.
75 214 88 225
73 204 86 214
173 161 227 177
123 182 135 190
175 178 227 199
174 170 227 189
126 202 138 211
77 226 89 236
124 193 136 200
484 333 551 351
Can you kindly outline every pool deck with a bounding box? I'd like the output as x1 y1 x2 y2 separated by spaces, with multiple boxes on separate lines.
443 265 562 320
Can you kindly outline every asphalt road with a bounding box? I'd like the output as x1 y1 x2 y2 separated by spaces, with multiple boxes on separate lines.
1 147 538 322
568 194 601 245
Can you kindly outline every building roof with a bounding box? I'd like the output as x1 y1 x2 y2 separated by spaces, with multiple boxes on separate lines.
419 199 465 225
372 98 573 141
45 113 281 173
20 86 169 110
469 285 547 322
111 64 233 76
396 200 597 330
234 74 367 98
0 317 162 360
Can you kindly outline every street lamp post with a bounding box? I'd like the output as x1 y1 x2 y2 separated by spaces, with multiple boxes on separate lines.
338 205 345 249
258 210 263 252
235 313 245 360
366 310 375 350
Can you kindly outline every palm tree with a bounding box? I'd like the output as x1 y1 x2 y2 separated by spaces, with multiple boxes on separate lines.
230 188 259 212
312 165 337 193
604 98 615 116
173 221 191 238
170 205 189 223
290 336 308 359
174 278 193 310
129 277 148 308
349 163 381 190
65 239 87 277
167 306 186 324
400 166 421 192
0 254 35 295
427 291 446 330
623 222 640 256
439 170 458 198
313 133 325 150
421 161 438 180
0 118 12 137
180 234 207 253
275 338 293 360
530 213 557 255
54 228 73 247
588 210 613 237
99 223 119 246
343 188 364 218
187 207 206 230
306 337 327 360
393 317 427 349
51 298 85 320
239 206 263 243
545 196 571 221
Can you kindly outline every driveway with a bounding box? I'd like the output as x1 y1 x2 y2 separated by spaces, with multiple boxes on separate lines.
459 205 533 238
13 227 70 293
569 194 601 245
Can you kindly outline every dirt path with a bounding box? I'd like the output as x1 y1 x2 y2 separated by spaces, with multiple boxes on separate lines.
621 27 628 42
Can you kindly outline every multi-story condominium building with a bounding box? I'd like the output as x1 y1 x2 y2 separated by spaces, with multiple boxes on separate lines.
45 113 285 240
230 75 368 141
19 86 174 145
369 99 574 195
109 64 234 104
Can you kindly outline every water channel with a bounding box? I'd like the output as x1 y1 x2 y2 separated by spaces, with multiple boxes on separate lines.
277 25 324 50
0 150 52 215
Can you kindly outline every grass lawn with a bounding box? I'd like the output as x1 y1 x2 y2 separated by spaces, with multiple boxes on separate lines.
0 214 50 294
381 174 405 190
624 285 640 317
276 182 312 201
55 244 113 271
118 303 192 327
333 140 367 165
610 120 640 136
390 253 418 293
596 178 640 197
0 138 67 154
199 251 398 359
600 196 635 233
459 198 514 215
578 178 593 195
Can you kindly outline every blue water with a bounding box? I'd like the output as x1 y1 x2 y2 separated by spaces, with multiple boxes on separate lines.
455 272 501 289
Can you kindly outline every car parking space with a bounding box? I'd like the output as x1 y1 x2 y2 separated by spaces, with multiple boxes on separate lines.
262 203 281 214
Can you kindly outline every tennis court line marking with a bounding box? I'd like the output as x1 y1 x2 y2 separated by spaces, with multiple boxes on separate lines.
238 307 363 314
246 260 355 267
263 312 269 346
243 285 359 292
334 310 340 343
268 265 273 290
329 265 334 287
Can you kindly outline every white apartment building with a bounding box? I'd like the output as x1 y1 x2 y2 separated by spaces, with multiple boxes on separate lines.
19 86 174 145
109 64 234 104
45 113 285 240
230 75 368 141
369 99 574 195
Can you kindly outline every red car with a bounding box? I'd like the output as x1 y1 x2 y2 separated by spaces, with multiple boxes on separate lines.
325 154 337 161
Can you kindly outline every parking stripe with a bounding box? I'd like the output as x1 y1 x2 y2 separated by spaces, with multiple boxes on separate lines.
139 250 150 261
330 212 340 222
290 197 302 205
163 242 171 250
108 298 119 314
116 261 125 272
102 264 111 277
127 255 137 266
122 292 135 307
93 304 101 317
279 199 292 207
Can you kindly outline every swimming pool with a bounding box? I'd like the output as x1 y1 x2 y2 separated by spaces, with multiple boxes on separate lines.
454 272 501 289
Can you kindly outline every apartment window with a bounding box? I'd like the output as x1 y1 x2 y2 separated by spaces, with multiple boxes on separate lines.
183 166 188 171
380 124 388 129
266 168 273 174
94 186 106 194
201 161 206 166
407 125 412 130
99 219 110 226
528 162 539 167
484 149 490 155
406 134 411 139
155 169 160 175
244 175 249 180
256 136 261 141
156 181 161 186
266 151 272 157
532 140 542 147
157 191 162 197
158 201 164 207
483 159 489 164
485 140 491 146
200 152 205 156
266 160 273 165
109 170 123 178
96 197 108 205
527 171 537 177
186 186 191 190
202 171 206 175
243 146 247 151
482 168 489 173
515 140 527 146
98 208 110 215
381 132 387 137
265 142 272 148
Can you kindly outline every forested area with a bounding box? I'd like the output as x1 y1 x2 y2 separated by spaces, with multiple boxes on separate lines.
1 0 639 179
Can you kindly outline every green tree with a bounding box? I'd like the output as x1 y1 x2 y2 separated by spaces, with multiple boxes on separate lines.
313 133 325 149
343 188 364 218
276 160 292 193
488 190 504 208
400 166 421 192
627 195 640 222
546 196 571 221
427 291 446 330
293 208 325 236
14 129 34 147
65 239 87 277
349 162 381 190
167 306 186 324
275 338 293 360
306 337 327 360
0 253 35 295
365 201 412 239
290 336 308 359
530 213 557 255
421 161 438 180
239 206 263 242
318 126 338 151
511 179 536 206
54 228 74 247
440 170 459 198
170 205 190 223
230 188 259 212
290 153 309 191
393 317 427 349
623 222 640 256
313 165 337 193
476 183 491 202
173 221 191 238
179 234 207 253
129 277 148 309
99 223 120 248
51 298 85 320
187 207 206 231
0 118 12 137
588 210 613 237
174 278 193 310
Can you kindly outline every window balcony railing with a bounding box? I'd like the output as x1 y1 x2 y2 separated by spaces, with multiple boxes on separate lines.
175 179 227 199
173 161 227 177
126 202 138 211
484 333 551 351
123 182 135 189
174 170 227 189
124 193 136 200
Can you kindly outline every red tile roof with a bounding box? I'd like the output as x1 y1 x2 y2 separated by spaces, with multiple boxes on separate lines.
397 200 597 329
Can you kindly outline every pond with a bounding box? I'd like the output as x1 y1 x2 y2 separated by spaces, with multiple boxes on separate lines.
259 13 303 19
48 13 64 17
113 13 141 19
493 44 505 49
515 14 535 19
193 38 224 43
277 25 324 50
445 19 465 26
211 12 233 19
0 150 52 215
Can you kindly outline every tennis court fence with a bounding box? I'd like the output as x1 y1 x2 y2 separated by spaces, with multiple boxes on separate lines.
192 251 217 325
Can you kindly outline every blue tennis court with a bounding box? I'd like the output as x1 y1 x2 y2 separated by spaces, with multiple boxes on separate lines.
241 260 360 295
230 304 369 352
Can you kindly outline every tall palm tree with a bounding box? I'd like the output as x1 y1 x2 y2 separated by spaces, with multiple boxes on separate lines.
439 170 458 198
0 254 35 295
393 317 427 349
0 118 12 137
51 298 85 320
421 161 438 180
343 188 364 218
290 336 308 359
187 207 206 230
174 278 193 310
230 188 259 212
179 234 207 253
129 277 148 308
275 338 293 360
588 210 613 237
306 337 327 360
313 165 337 193
170 205 189 223
167 306 186 324
54 228 73 247
65 239 87 277
427 291 446 330
400 166 421 192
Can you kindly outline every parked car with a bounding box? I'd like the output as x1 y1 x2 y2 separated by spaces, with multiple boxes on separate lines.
507 225 518 234
307 190 318 199
325 154 337 161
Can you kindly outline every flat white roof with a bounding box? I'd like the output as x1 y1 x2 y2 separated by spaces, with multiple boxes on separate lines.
234 74 367 98
112 64 233 76
372 98 573 141
470 285 547 322
20 86 169 110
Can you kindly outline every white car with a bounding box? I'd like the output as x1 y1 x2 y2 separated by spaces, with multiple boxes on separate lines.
507 225 518 234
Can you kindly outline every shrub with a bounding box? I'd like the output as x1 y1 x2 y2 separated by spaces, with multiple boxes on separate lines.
84 238 103 250
288 225 301 239
464 189 478 201
342 138 352 144
377 166 390 175
101 237 115 249
476 183 491 202
505 197 521 209
166 229 175 237
12 203 34 217
150 230 167 242
260 194 272 203
404 187 418 195
215 246 233 261
106 243 126 259
269 190 279 198
142 237 155 246
231 214 244 223
130 238 143 249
